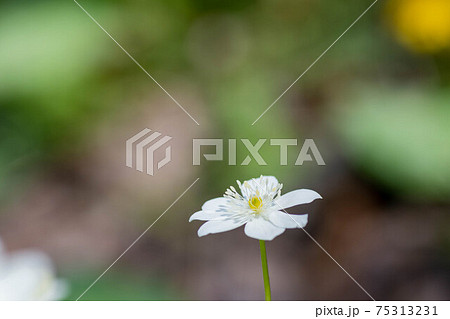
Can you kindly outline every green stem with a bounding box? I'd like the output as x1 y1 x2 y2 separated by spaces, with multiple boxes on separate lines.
259 240 271 301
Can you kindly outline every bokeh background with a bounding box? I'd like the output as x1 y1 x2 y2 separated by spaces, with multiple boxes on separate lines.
0 0 449 300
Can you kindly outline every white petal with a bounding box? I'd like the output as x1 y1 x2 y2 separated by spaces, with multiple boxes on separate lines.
275 189 322 209
197 219 245 237
189 210 227 222
201 197 229 211
0 251 63 301
244 218 285 241
269 211 308 229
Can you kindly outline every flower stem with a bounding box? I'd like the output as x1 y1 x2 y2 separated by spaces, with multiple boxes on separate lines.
259 240 271 301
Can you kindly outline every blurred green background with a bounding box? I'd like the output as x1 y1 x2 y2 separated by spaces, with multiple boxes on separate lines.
0 0 449 300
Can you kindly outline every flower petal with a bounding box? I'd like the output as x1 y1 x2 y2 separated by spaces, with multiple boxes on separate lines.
244 218 285 241
189 210 227 222
275 189 322 209
269 211 308 229
201 197 229 212
197 219 245 237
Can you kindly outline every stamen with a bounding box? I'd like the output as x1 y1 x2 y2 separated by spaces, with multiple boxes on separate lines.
248 196 263 212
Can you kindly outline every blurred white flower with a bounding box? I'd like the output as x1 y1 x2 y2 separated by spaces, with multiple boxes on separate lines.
190 175 322 241
0 239 68 300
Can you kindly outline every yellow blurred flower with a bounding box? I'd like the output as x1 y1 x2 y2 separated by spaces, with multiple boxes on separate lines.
388 0 450 53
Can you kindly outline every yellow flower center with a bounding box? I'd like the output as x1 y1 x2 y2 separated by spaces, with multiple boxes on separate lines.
249 196 263 212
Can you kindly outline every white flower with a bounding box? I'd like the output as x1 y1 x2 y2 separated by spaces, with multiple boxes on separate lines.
0 239 68 300
189 175 322 241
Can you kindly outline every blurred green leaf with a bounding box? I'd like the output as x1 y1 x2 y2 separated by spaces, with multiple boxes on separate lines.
335 86 450 201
